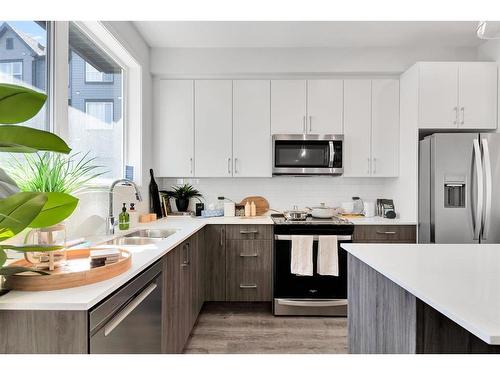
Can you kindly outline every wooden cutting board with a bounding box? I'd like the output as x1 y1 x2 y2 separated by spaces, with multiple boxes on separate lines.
3 248 131 291
239 196 270 216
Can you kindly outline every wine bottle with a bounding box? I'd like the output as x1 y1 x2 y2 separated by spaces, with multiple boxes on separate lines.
149 168 163 218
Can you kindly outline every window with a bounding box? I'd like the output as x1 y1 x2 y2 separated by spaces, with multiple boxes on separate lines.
85 62 113 83
0 61 22 81
85 100 114 129
68 22 124 182
0 21 48 131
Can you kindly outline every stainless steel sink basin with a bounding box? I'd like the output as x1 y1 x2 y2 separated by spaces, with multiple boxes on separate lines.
102 228 178 246
103 237 163 246
124 229 178 239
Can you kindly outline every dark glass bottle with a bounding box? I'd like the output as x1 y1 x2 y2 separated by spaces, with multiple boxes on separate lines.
149 168 163 218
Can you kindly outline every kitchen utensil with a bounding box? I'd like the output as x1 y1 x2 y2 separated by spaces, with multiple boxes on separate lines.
283 205 309 221
195 202 205 216
224 202 235 217
363 201 376 217
307 203 337 219
4 248 131 291
352 197 364 214
240 196 269 216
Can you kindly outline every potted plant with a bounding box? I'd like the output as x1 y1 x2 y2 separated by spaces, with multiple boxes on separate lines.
0 83 77 277
167 184 202 212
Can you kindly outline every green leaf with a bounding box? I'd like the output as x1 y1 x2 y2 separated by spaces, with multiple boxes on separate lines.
28 192 78 228
0 244 63 252
0 83 47 124
0 249 5 268
0 192 47 241
0 125 71 154
0 266 49 276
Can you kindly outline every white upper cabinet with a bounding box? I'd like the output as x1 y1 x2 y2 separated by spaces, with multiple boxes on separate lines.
458 62 497 129
418 62 497 129
307 80 343 134
194 80 233 177
371 79 400 177
343 80 372 177
419 62 459 129
154 80 194 177
233 80 271 177
271 80 307 134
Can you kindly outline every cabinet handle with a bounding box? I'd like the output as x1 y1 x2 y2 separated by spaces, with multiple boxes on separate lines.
303 115 306 133
309 115 312 132
461 107 465 125
367 158 371 175
220 227 224 246
189 157 193 175
453 106 458 125
373 157 377 174
240 253 259 257
227 157 231 175
239 230 258 234
234 157 238 174
376 231 396 235
239 284 257 289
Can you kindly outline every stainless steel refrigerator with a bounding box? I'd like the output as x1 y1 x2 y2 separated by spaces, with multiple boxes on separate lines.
419 133 500 244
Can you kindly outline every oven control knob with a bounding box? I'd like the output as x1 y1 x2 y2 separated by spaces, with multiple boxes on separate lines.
309 289 318 294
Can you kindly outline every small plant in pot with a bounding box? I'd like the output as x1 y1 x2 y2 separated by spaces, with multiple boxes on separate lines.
167 184 202 212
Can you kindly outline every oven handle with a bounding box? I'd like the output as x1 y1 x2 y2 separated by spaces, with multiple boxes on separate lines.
274 234 351 241
276 298 347 307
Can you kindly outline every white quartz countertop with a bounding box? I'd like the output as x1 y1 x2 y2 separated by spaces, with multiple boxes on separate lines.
0 215 273 311
341 243 500 345
345 216 416 225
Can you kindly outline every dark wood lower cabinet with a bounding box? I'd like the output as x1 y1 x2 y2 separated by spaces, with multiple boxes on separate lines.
348 254 500 354
204 224 226 301
353 225 416 243
225 239 272 302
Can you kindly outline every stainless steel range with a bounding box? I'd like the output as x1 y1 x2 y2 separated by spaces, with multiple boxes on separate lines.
271 214 354 316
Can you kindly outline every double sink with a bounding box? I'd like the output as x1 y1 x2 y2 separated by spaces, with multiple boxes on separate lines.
103 228 178 246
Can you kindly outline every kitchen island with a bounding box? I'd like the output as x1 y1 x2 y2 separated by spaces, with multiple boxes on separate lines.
342 243 500 354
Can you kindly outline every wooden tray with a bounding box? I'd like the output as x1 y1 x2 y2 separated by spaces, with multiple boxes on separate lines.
240 196 270 216
3 248 132 291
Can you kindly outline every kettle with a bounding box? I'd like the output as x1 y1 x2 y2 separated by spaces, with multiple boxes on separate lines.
352 197 364 215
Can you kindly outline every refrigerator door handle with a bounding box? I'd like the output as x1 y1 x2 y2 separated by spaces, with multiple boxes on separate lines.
472 139 484 241
481 138 492 240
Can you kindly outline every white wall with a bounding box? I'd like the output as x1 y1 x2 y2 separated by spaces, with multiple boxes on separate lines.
65 22 153 238
151 46 478 77
162 177 397 216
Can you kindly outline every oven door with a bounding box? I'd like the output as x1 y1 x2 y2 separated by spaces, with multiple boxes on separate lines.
273 233 351 316
272 134 343 175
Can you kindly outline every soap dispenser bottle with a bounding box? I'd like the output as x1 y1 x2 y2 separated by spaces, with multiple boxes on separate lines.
119 203 130 230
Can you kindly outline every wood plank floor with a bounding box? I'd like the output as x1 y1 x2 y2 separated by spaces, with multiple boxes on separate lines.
183 302 348 354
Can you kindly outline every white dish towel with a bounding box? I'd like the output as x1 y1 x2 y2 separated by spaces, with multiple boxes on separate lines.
317 235 339 276
290 235 314 276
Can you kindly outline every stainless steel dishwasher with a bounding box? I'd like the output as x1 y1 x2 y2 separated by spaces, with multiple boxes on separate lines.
89 261 162 353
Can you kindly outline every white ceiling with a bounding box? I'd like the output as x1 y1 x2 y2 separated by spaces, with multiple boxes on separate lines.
133 21 486 49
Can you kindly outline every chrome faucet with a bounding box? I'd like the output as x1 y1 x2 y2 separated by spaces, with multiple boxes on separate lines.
106 178 143 235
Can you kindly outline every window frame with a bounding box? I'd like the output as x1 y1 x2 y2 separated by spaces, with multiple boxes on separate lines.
84 61 114 84
84 98 115 129
0 59 24 81
6 37 14 50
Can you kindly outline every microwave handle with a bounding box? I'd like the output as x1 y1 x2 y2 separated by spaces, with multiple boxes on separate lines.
328 141 334 168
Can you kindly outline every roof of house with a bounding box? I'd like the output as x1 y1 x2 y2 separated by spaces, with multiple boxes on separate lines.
0 22 45 56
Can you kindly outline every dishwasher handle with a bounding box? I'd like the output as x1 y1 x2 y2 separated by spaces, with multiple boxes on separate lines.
104 282 158 337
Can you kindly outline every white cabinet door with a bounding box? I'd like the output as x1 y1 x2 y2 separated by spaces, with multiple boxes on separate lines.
154 80 194 177
194 80 233 177
307 79 343 134
233 80 271 177
371 79 399 177
459 62 498 129
418 62 459 128
343 80 372 177
271 80 307 134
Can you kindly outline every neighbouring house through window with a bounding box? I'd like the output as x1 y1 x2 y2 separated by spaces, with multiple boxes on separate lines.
85 100 114 129
85 61 114 83
6 37 13 49
0 60 22 81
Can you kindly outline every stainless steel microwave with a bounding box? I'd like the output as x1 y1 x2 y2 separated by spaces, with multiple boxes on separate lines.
272 134 344 176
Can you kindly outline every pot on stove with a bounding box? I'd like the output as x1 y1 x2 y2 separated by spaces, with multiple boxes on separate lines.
283 205 309 221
